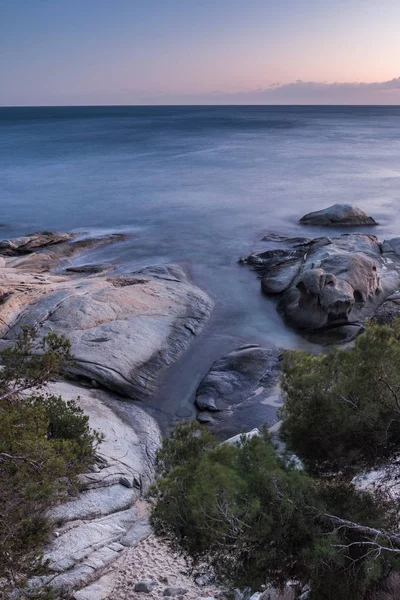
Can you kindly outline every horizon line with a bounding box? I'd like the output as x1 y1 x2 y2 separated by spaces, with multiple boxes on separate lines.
1 103 400 109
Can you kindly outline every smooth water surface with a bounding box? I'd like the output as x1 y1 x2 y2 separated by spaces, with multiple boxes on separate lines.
2 106 400 427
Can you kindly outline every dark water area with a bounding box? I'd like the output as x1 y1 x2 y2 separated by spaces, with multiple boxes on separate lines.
2 105 400 429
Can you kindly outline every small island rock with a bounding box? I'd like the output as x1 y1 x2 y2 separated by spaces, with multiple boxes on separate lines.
299 204 377 227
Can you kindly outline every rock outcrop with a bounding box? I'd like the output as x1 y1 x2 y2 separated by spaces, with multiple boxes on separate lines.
0 235 213 401
0 232 214 597
299 204 377 227
196 345 282 438
28 381 161 596
243 233 400 342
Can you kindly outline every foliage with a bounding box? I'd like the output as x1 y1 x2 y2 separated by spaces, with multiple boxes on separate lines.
150 423 396 600
280 320 400 476
0 327 102 597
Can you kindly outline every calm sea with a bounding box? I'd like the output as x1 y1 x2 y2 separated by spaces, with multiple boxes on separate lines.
2 105 400 426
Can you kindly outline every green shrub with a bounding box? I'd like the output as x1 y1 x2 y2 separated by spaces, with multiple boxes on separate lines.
280 320 400 476
0 328 102 596
150 423 394 599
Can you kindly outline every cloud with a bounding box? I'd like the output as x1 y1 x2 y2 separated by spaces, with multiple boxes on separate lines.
3 77 400 106
201 77 400 105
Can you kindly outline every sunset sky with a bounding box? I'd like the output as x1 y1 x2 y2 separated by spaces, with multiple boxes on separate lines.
2 0 400 105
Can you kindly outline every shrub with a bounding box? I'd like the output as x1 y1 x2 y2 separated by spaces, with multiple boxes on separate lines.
280 321 400 476
0 328 102 596
150 423 395 599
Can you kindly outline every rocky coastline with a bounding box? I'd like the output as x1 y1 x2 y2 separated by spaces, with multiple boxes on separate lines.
3 206 400 599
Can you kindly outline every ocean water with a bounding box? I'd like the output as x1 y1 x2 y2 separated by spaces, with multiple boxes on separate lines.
2 105 400 428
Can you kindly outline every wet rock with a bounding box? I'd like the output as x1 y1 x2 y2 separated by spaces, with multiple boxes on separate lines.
244 233 400 343
196 345 282 438
0 231 74 254
2 232 128 272
244 248 305 294
65 263 113 275
299 204 377 226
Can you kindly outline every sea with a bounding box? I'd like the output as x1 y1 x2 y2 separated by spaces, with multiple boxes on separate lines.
2 105 400 428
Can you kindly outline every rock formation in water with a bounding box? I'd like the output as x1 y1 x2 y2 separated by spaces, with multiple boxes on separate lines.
195 345 282 438
0 232 213 400
299 204 377 226
243 233 400 342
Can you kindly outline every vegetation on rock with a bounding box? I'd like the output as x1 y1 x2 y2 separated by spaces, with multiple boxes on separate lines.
151 322 400 600
0 328 102 597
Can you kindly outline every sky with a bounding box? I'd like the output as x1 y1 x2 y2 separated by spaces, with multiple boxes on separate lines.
1 0 400 106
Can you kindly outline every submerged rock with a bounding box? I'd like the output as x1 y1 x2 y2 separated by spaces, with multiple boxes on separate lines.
196 345 282 438
299 204 377 227
244 233 400 342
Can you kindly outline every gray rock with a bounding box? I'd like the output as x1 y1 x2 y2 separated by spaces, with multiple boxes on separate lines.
0 231 74 254
245 248 305 295
196 345 282 438
195 575 210 586
30 382 160 595
259 586 296 600
299 204 377 226
244 233 400 343
134 580 158 593
163 587 188 597
373 292 400 324
4 264 214 400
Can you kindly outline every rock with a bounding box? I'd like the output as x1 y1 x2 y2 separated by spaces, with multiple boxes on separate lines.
134 580 158 593
0 231 74 254
163 587 188 597
65 263 113 275
374 292 400 324
245 248 305 294
244 233 400 343
2 232 128 272
299 204 377 226
28 381 161 595
259 586 296 600
224 428 261 446
195 575 210 587
196 345 282 438
2 263 214 400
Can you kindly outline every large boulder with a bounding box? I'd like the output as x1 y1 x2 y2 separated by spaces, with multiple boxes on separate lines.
0 235 214 401
196 345 282 438
243 233 400 342
2 264 213 400
299 204 377 227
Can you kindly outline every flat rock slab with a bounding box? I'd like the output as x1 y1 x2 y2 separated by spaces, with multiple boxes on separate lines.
196 345 282 439
299 204 377 226
243 233 400 343
3 264 214 400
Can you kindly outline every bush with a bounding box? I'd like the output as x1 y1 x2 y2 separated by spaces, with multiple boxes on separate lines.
0 328 102 596
280 321 400 476
150 423 394 599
